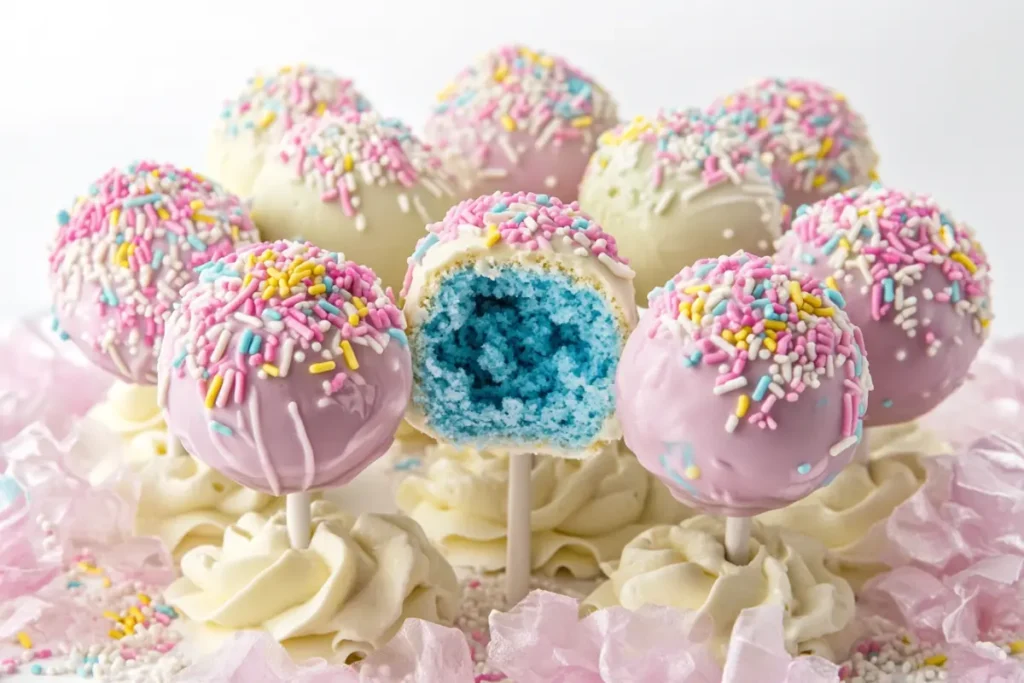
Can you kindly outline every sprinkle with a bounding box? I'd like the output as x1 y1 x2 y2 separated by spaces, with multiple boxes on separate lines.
735 394 750 418
340 340 359 370
204 375 223 409
16 632 32 649
923 654 947 667
309 361 336 374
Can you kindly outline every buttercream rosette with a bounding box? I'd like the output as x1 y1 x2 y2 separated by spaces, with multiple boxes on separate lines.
866 421 950 460
165 500 460 664
583 516 854 663
395 442 691 578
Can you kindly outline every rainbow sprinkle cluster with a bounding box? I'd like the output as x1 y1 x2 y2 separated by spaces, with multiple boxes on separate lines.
592 108 783 213
403 191 635 295
648 252 870 448
427 45 617 172
49 162 257 374
276 112 455 231
789 184 992 352
216 64 371 139
162 240 405 412
709 78 878 197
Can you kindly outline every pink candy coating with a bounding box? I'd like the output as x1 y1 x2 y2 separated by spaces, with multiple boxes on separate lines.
616 252 872 516
158 240 411 494
775 185 992 425
425 45 618 203
49 162 258 384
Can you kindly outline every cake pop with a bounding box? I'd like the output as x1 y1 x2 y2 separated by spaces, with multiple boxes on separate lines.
425 45 618 203
615 252 872 561
207 64 372 197
49 161 259 385
402 190 638 601
250 111 457 291
774 184 992 425
579 109 787 302
708 78 878 210
158 240 412 547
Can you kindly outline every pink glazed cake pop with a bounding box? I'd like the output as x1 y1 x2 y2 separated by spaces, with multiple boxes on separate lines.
774 184 993 425
158 240 412 495
616 252 872 516
425 45 619 203
49 161 259 384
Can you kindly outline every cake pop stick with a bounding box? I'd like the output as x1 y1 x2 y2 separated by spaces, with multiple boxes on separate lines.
49 161 259 460
616 252 872 563
402 191 638 603
158 240 412 549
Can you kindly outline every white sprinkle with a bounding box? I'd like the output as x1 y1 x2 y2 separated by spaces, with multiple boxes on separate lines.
830 435 859 457
725 414 739 433
279 338 295 377
713 376 748 395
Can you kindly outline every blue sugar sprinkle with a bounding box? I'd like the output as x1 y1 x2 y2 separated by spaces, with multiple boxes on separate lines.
752 375 772 401
683 350 703 367
247 334 262 355
262 309 282 321
151 249 164 270
238 329 254 354
186 235 207 252
855 420 864 442
695 261 718 278
394 457 420 471
210 421 233 436
388 328 408 347
823 234 842 255
882 278 895 303
882 399 894 408
172 350 187 368
832 166 851 183
318 300 341 315
412 267 619 450
0 476 23 510
103 288 118 306
513 212 527 224
412 234 440 263
572 217 589 229
323 276 334 292
491 202 508 213
535 194 551 205
711 300 728 316
123 194 161 207
155 605 178 618
854 347 863 377
752 282 765 298
796 463 812 475
67 580 82 588
57 209 70 225
31 664 42 675
825 288 846 308
801 253 816 265
951 281 961 303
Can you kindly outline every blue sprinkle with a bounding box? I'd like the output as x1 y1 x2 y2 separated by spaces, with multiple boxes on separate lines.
318 300 341 315
394 457 421 472
57 209 70 225
187 235 208 252
882 399 894 408
151 249 164 270
825 288 846 308
822 234 842 255
491 202 508 213
166 233 178 243
859 399 868 416
513 212 527 224
58 331 70 341
388 328 408 347
711 300 728 316
0 476 22 510
572 217 589 229
683 350 703 367
114 233 125 245
103 288 118 306
262 309 282 321
752 375 772 401
31 664 43 675
323 275 334 292
695 261 718 278
535 194 550 205
854 347 863 377
752 282 766 298
51 316 59 332
832 166 851 183
950 281 961 303
122 193 161 207
882 278 895 303
172 350 187 368
411 234 439 263
796 463 812 475
155 605 178 618
67 580 82 588
77 665 91 677
238 329 254 355
855 419 864 442
247 334 262 355
801 253 817 265
210 421 233 436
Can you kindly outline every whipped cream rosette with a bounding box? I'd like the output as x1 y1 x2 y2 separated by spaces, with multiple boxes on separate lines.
165 500 459 663
583 516 854 663
396 442 691 578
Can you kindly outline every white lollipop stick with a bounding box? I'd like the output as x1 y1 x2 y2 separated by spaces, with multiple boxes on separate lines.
166 429 183 458
505 453 532 605
287 492 313 550
725 516 752 565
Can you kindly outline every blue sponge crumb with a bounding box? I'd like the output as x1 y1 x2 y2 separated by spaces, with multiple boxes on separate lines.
413 266 621 451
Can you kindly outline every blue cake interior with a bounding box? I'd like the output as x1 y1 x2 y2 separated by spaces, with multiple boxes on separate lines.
413 266 621 451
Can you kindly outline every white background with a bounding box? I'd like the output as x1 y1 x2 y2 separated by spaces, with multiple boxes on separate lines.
1 0 1022 333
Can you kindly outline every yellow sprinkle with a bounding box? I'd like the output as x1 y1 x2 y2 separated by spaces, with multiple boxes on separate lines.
789 151 807 164
764 320 787 331
683 285 711 294
691 298 705 316
735 340 748 351
951 252 977 274
314 264 326 275
736 394 750 418
308 284 326 296
261 283 277 300
352 297 368 314
315 101 327 116
262 363 280 377
343 154 354 172
802 302 816 314
803 294 822 307
103 610 120 621
815 307 834 317
538 55 554 68
758 116 768 129
189 200 205 210
77 562 102 575
500 114 517 132
571 115 593 128
788 281 804 307
137 594 151 605
157 207 170 221
309 361 336 374
16 632 32 649
786 95 803 109
826 276 839 291
348 313 360 326
868 168 880 181
205 375 223 409
923 654 947 667
678 301 690 315
1008 640 1024 655
518 46 538 62
108 630 124 640
839 237 852 251
129 607 145 621
101 576 111 588
493 63 509 82
193 214 216 224
340 340 359 370
110 209 120 228
765 329 778 340
819 138 833 158
721 329 735 343
123 623 135 635
834 91 847 102
981 317 990 328
247 253 257 269
485 225 501 247
763 337 778 352
258 111 277 129
684 465 702 480
114 241 130 266
735 327 751 341
812 174 826 188
278 279 289 298
598 157 609 169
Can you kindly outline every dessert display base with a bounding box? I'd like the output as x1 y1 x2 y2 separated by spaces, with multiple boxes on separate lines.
3 317 1024 683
